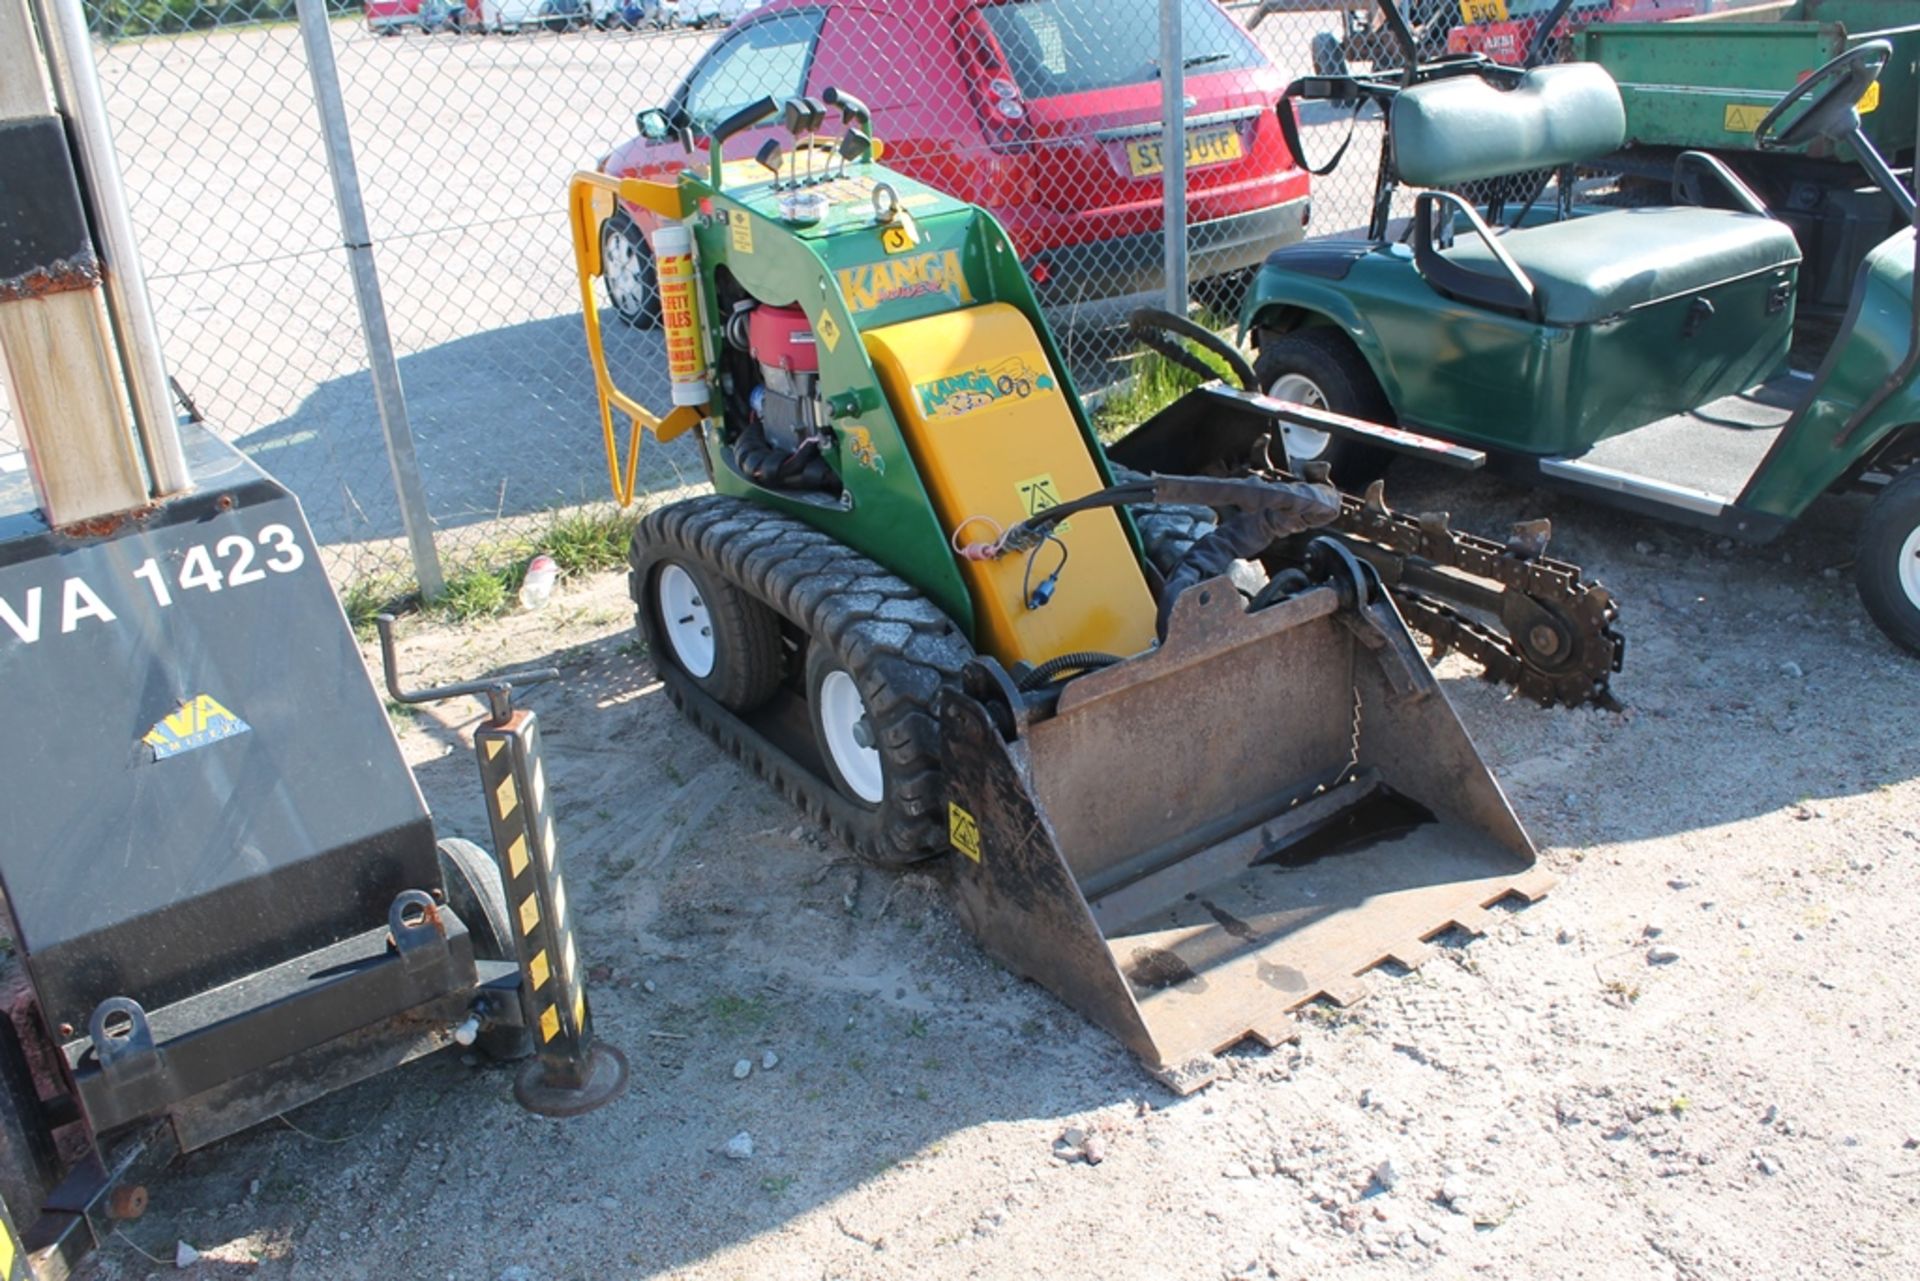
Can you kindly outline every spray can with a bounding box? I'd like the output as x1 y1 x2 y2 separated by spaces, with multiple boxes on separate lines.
654 221 708 408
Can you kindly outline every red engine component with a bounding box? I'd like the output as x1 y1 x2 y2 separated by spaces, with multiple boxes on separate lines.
746 304 819 377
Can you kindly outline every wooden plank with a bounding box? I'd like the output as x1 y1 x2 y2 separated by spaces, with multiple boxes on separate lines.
0 0 147 525
0 293 147 521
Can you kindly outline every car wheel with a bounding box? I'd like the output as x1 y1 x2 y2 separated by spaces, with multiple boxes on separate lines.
1856 464 1920 654
1253 329 1395 485
600 210 661 329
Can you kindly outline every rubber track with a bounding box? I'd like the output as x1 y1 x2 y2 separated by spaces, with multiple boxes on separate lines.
629 495 974 866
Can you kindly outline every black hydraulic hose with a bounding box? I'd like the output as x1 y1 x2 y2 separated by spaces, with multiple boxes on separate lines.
1016 651 1123 691
1127 307 1259 391
1523 0 1579 69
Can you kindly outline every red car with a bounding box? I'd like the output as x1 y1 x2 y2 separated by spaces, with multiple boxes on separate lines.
597 0 1310 324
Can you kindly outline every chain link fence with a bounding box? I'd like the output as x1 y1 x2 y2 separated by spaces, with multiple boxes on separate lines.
5 0 1434 590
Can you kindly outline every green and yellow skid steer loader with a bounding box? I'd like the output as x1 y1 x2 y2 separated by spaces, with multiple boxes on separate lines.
569 91 1613 1085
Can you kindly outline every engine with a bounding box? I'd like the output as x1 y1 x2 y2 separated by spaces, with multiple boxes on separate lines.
725 300 838 492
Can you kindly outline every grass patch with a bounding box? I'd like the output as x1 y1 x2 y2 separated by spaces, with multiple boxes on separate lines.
707 993 771 1032
431 563 524 623
1092 314 1245 441
542 506 640 578
339 573 415 640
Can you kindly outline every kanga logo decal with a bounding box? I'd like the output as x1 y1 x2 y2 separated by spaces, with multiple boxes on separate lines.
143 693 251 761
914 358 1056 421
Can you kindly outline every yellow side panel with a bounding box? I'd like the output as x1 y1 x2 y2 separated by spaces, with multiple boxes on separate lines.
864 303 1157 667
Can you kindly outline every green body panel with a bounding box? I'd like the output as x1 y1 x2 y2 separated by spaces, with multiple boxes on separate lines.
677 158 1123 644
1744 228 1920 516
1244 225 1795 455
1577 2 1920 163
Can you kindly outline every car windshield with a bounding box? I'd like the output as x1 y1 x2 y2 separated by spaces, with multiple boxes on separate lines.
682 9 825 126
979 0 1262 99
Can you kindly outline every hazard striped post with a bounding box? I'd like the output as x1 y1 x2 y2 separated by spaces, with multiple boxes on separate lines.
474 708 626 1113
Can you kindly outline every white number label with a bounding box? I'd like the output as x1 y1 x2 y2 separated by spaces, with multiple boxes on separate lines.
178 544 224 593
0 521 313 648
217 534 267 587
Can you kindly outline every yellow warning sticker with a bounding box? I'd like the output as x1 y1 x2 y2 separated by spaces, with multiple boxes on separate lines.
484 739 503 759
949 801 982 863
816 310 842 353
494 775 518 822
572 986 587 1031
518 893 540 936
1014 472 1070 532
0 1222 15 1275
1859 80 1880 115
729 209 753 253
539 1005 560 1043
880 219 919 254
508 833 529 878
529 948 550 989
1724 103 1769 133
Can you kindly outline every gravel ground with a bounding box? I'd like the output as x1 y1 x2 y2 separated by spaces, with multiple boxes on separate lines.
81 463 1920 1281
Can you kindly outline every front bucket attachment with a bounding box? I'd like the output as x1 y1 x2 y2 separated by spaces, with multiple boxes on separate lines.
938 571 1551 1091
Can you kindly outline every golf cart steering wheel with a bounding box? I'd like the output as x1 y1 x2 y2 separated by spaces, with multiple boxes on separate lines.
1754 40 1890 151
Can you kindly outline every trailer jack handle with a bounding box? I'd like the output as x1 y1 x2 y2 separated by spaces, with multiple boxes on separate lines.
375 613 558 725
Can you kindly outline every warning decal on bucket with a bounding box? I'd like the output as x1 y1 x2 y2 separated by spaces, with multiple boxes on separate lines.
949 802 982 863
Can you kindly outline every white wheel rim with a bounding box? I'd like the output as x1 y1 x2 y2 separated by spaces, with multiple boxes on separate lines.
1267 372 1332 463
818 668 883 804
657 564 715 678
603 225 646 312
1900 524 1920 611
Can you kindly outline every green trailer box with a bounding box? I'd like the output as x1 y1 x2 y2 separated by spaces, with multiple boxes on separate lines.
1578 0 1919 163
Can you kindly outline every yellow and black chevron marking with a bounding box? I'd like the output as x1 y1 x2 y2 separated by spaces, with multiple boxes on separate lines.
476 709 596 1074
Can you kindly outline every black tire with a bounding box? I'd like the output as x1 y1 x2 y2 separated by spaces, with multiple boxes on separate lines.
1109 463 1213 581
641 554 785 713
1856 464 1920 654
600 210 661 329
629 496 974 866
1253 329 1396 485
436 837 532 1061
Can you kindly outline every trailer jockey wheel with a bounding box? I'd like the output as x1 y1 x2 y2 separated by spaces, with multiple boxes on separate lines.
436 838 532 1061
648 559 784 712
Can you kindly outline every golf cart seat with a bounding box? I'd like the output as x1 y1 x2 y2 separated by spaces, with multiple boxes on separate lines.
1446 206 1803 325
1392 64 1802 326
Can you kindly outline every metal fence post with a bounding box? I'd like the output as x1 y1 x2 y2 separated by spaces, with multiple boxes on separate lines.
1160 0 1188 314
293 0 444 599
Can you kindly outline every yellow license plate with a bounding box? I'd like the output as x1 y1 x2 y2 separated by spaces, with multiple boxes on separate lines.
1126 126 1244 178
1460 0 1507 22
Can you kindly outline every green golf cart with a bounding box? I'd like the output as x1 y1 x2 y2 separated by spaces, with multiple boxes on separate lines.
1233 30 1920 653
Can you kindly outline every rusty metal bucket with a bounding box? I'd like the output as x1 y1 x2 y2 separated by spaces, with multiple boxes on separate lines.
938 565 1551 1090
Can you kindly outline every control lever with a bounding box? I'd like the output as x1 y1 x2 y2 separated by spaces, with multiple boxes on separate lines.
755 137 785 185
836 126 871 181
823 86 871 131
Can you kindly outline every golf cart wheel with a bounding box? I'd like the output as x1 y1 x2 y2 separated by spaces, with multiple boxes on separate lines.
436 838 533 1061
601 210 661 329
1254 329 1395 485
642 556 785 713
1856 465 1920 654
